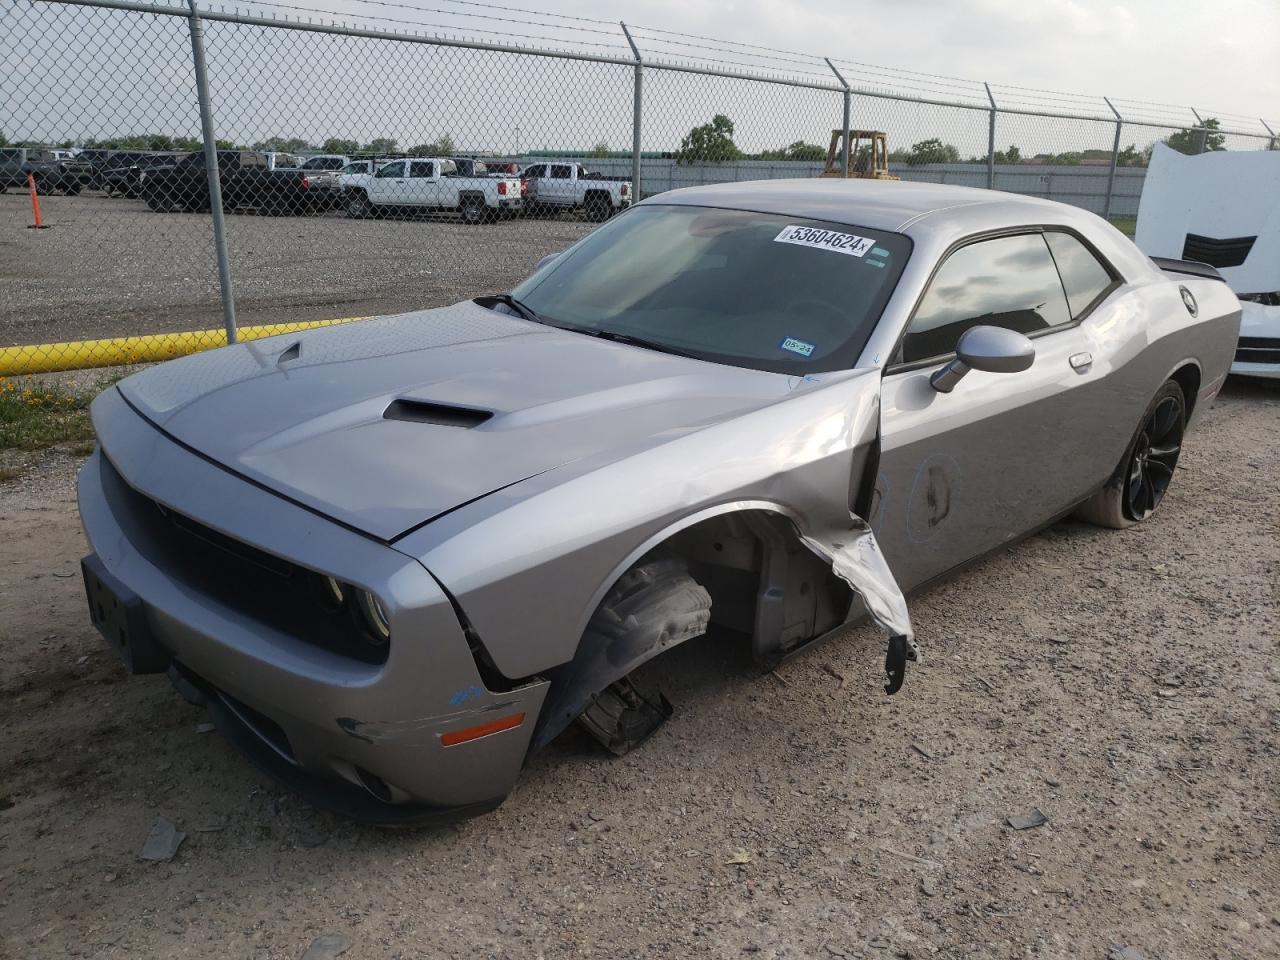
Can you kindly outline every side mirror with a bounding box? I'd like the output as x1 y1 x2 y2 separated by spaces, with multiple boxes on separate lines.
930 325 1035 393
535 252 560 273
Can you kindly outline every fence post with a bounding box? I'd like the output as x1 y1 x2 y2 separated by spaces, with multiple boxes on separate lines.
1189 107 1208 155
1261 119 1277 152
825 59 851 176
983 83 996 190
1102 96 1122 221
620 23 642 200
186 0 237 344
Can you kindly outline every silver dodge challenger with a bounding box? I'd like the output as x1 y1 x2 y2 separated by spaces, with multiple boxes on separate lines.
79 180 1240 823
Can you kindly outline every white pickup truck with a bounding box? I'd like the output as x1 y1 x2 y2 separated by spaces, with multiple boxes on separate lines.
340 157 522 224
520 161 632 220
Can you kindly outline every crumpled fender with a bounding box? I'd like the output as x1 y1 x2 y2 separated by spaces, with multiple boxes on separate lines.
801 518 919 694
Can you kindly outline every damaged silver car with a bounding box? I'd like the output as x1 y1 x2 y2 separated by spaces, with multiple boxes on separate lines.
79 180 1240 823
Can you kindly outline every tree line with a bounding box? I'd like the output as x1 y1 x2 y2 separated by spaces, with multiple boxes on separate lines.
2 117 1230 165
0 132 459 157
672 114 1230 166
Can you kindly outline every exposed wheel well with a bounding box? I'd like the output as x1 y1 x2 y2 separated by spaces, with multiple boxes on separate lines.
659 510 852 665
1170 363 1201 419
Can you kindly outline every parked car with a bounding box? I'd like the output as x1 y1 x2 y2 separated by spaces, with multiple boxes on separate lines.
0 147 83 194
519 161 631 220
115 152 187 198
138 150 324 215
96 151 151 195
76 148 117 189
80 180 1238 823
1134 142 1279 379
341 157 522 223
263 151 305 171
298 154 350 172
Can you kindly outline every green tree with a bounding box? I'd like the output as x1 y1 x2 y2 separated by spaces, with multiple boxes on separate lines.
364 137 398 155
1116 144 1146 167
590 141 611 158
758 140 825 162
322 138 361 155
676 114 743 164
905 138 961 165
0 130 8 147
256 136 311 153
1165 118 1225 155
993 144 1022 164
406 135 455 156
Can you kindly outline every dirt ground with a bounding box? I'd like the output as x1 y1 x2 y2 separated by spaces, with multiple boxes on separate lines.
1 378 1277 960
0 192 592 346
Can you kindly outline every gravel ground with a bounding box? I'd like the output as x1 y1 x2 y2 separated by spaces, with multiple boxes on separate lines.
0 377 1277 960
0 192 593 345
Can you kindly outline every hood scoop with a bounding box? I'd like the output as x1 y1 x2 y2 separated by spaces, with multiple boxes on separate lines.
383 398 493 428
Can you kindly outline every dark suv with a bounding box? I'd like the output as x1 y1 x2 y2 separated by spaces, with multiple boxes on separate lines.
0 147 82 194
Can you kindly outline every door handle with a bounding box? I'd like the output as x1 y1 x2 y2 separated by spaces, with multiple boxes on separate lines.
1069 352 1093 372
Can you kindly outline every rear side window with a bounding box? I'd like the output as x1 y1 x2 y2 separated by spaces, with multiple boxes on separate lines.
550 165 571 179
900 233 1071 365
408 161 434 178
1046 231 1115 318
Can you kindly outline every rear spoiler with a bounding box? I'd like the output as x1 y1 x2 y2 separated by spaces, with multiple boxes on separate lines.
1150 256 1225 282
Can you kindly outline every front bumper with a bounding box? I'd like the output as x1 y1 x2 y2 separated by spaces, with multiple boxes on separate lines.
79 389 549 823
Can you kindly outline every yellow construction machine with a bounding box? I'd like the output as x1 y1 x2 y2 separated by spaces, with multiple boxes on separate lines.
820 129 898 180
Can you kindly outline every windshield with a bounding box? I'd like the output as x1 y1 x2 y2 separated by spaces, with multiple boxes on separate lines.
512 204 910 374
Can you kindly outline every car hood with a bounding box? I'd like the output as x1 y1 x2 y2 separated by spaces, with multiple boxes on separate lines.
117 302 798 541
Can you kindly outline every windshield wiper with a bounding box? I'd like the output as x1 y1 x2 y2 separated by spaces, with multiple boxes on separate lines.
588 330 701 360
476 293 547 326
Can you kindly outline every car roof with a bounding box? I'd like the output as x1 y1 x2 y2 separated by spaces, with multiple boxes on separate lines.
640 177 1156 281
644 178 1078 234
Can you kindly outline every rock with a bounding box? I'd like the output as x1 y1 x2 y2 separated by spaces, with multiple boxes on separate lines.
140 816 186 862
301 934 352 960
920 875 938 897
1109 947 1145 960
1006 809 1049 831
196 722 216 734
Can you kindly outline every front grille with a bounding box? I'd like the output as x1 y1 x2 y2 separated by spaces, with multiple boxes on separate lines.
101 455 388 665
1182 233 1256 269
1235 337 1280 365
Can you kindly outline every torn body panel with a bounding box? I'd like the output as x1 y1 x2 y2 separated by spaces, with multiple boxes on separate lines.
800 519 918 694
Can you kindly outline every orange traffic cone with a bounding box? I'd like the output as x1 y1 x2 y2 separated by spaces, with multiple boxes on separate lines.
26 174 49 230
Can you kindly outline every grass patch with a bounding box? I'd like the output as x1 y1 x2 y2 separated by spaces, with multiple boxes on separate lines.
0 378 100 453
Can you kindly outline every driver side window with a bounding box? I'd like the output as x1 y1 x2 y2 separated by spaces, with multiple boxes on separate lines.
375 161 406 178
898 233 1071 366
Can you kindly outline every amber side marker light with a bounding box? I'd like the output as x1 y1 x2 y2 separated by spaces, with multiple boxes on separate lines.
440 713 525 747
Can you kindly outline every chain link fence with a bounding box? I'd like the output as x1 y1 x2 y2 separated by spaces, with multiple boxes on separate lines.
1 0 1276 375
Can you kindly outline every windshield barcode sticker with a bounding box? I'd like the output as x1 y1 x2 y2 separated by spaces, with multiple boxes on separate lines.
774 225 875 257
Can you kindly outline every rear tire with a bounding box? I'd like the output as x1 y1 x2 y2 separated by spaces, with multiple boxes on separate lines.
1075 380 1186 529
145 192 174 213
584 194 611 222
345 190 371 219
459 196 486 225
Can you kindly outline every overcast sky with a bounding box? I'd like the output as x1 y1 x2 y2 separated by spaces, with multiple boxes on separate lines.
544 0 1278 124
2 0 1274 150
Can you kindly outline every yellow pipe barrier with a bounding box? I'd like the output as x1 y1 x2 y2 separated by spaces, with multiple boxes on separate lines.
0 316 365 377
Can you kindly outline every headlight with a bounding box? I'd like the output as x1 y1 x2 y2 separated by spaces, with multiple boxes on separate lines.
356 589 391 645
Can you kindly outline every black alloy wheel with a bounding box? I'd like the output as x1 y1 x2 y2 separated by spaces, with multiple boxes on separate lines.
1123 392 1184 522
